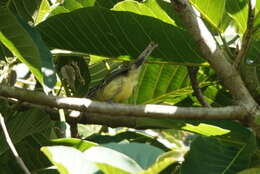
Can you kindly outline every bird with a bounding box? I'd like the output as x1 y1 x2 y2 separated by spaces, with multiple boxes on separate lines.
89 41 158 102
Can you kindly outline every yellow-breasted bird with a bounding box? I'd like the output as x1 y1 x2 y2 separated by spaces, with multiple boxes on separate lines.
89 41 158 102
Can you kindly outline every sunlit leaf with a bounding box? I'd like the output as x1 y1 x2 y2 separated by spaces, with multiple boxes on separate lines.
0 7 56 90
41 146 99 174
84 145 143 173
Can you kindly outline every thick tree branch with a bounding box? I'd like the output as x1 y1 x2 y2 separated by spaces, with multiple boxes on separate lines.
0 86 247 121
187 66 210 107
0 98 139 128
171 0 258 115
234 0 256 68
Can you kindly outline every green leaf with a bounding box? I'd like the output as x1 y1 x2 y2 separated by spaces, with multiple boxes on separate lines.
182 123 230 136
103 142 164 169
190 0 225 32
187 120 254 142
191 0 260 34
8 0 51 24
181 134 256 174
34 0 51 25
0 108 53 155
41 146 99 174
202 85 233 106
77 123 102 139
113 0 176 25
96 163 132 174
49 0 123 17
0 7 56 90
142 0 183 27
77 0 96 7
1 134 52 173
237 168 260 174
226 0 248 34
84 146 143 173
253 0 260 33
131 63 213 107
86 131 169 151
129 64 192 104
49 0 86 16
254 13 260 30
140 157 176 174
50 138 97 151
36 6 204 64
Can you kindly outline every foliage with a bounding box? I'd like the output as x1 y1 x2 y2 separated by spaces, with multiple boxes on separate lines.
0 0 260 174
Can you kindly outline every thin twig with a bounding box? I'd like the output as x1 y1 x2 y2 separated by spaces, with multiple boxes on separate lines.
187 66 210 107
234 0 256 68
0 114 31 174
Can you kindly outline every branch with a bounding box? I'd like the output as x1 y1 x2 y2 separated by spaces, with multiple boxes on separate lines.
0 86 247 121
0 97 140 128
171 0 258 114
234 0 256 68
0 113 31 174
187 66 210 107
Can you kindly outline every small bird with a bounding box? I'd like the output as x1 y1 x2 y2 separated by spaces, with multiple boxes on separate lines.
90 41 158 102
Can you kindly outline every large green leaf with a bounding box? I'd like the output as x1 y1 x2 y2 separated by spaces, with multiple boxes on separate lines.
129 64 192 104
181 134 256 174
84 145 143 173
182 123 230 136
226 0 260 34
237 168 260 174
36 6 204 64
0 108 53 155
113 0 176 25
190 0 226 32
254 1 260 35
49 0 89 17
226 0 248 34
1 134 51 172
41 146 99 174
192 0 260 34
103 142 164 169
49 0 121 17
0 7 56 89
0 0 51 60
50 138 97 151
